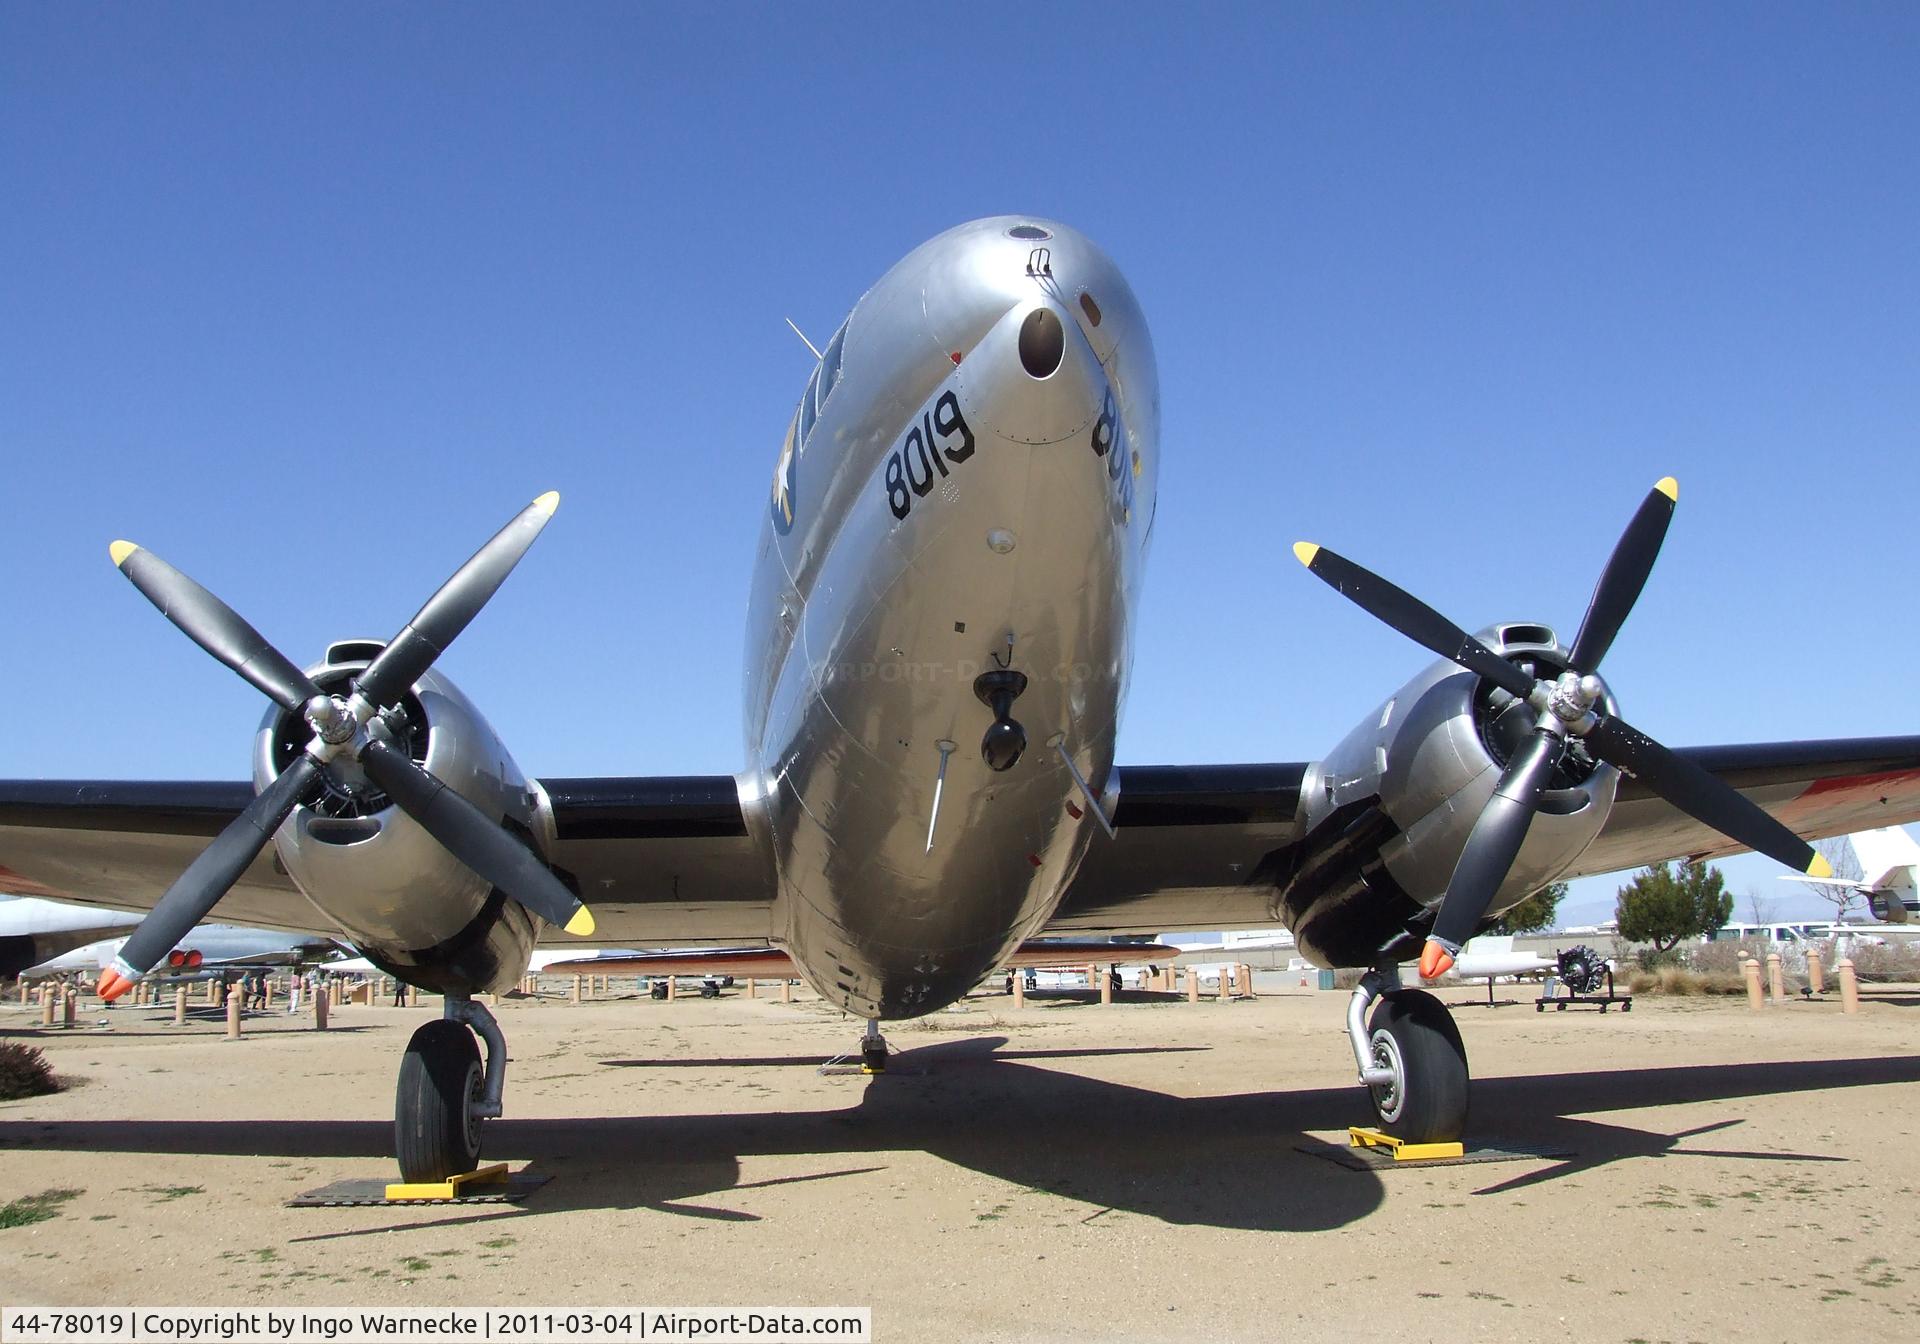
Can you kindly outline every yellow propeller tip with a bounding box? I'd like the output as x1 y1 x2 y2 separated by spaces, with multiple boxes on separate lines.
108 540 139 568
1292 542 1320 567
532 490 561 516
564 906 595 937
1806 853 1833 879
1655 476 1679 502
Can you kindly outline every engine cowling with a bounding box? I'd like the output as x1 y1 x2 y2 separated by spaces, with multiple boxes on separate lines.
1279 623 1619 967
252 640 554 994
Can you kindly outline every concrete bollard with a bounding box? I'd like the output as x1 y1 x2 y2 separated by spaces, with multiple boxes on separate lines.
62 990 76 1029
408 985 420 1007
226 982 243 1039
314 985 329 1030
1186 967 1200 1004
746 978 757 999
1012 973 1025 1008
571 975 582 1004
1743 957 1764 1011
263 979 275 1009
1217 966 1231 1002
1099 967 1113 1006
1838 958 1859 1014
1808 950 1825 995
1766 952 1785 1005
41 990 55 1027
16 981 26 1005
174 986 187 1025
780 979 791 1003
667 976 678 1001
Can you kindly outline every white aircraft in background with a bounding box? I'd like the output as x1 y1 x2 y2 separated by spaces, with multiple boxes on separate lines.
21 923 343 981
1779 824 1920 925
1 894 140 978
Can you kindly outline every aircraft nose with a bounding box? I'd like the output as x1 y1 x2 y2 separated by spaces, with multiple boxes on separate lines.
962 299 1104 449
1017 307 1066 379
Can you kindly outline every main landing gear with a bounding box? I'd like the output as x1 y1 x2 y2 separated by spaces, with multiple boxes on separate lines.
1347 968 1469 1144
395 996 506 1183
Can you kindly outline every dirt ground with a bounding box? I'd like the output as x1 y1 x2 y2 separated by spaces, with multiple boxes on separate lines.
3 977 1918 1343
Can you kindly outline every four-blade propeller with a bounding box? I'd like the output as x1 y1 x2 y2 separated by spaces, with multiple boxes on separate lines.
95 492 592 1002
1293 477 1830 981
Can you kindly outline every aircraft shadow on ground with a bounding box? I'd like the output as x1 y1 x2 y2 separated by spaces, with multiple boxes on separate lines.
2 1039 1914 1233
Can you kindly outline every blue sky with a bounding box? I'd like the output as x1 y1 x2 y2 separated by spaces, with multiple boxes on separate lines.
3 5 1916 926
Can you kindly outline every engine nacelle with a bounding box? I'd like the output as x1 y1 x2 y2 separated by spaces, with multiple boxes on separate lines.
252 640 553 995
1279 623 1619 967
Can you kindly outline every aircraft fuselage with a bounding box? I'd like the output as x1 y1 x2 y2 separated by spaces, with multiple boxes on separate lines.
743 218 1159 1019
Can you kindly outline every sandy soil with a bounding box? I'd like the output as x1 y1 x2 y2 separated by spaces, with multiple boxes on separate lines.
3 978 1918 1343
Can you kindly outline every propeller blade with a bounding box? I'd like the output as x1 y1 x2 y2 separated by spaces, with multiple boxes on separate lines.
110 542 323 712
355 492 559 709
1421 730 1563 978
1293 543 1538 702
98 756 324 999
1583 715 1831 877
359 738 594 936
1567 478 1678 673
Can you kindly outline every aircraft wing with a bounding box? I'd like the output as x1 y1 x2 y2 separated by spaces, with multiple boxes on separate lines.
1563 736 1920 878
0 775 775 945
9 740 1920 949
1045 740 1920 937
1047 764 1309 935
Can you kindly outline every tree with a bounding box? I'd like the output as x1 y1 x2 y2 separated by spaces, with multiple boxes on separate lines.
1490 881 1567 935
1799 835 1865 924
1615 860 1733 952
1742 887 1780 926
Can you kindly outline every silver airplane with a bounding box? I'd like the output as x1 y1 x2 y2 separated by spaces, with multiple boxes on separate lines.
19 922 343 980
4 217 1920 1185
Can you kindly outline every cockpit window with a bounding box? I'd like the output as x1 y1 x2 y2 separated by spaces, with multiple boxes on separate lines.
798 365 820 446
816 323 846 413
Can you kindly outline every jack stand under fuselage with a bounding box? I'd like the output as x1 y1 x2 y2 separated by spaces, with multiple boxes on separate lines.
860 1018 889 1075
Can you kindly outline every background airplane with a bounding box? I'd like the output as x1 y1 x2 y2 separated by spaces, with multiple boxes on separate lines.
19 922 344 981
1780 824 1920 924
0 893 140 978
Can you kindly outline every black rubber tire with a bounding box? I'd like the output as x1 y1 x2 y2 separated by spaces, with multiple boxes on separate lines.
699 982 719 999
395 1020 483 1183
1366 989 1469 1144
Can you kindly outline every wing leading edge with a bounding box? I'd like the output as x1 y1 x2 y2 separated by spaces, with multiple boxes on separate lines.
1042 737 1920 939
6 738 1920 950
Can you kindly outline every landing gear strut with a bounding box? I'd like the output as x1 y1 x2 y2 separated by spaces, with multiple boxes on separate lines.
859 1019 889 1074
1347 968 1469 1144
394 995 507 1183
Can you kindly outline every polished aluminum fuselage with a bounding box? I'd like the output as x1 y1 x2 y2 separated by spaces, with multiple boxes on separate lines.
744 219 1159 1019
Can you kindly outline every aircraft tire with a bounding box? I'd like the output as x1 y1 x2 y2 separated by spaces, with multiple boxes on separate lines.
1365 989 1469 1144
395 1019 483 1183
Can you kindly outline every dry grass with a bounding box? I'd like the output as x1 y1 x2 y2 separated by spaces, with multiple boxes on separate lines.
0 1041 61 1101
1625 965 1750 996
